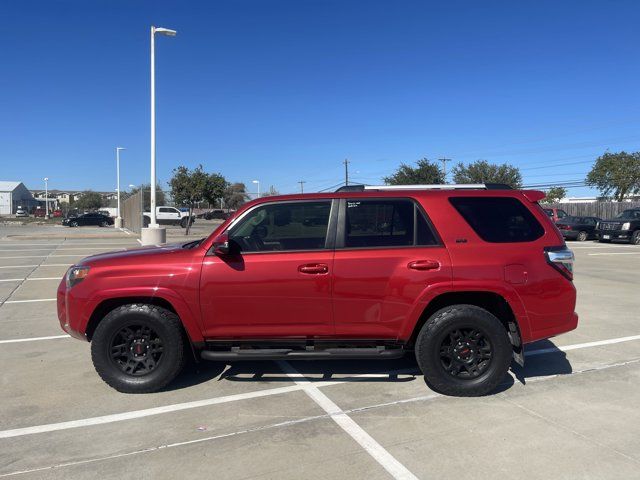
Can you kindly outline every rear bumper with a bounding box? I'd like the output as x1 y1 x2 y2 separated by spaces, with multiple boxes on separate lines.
561 231 579 240
527 312 578 344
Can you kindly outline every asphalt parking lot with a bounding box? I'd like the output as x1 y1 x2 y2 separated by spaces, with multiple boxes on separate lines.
1 225 639 480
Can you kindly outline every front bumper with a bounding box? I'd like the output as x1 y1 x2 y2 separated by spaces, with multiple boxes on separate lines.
597 229 631 241
57 279 88 341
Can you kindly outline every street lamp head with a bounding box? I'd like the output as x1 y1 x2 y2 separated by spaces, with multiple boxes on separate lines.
128 184 136 189
154 27 177 37
44 177 49 182
116 147 126 152
252 180 259 184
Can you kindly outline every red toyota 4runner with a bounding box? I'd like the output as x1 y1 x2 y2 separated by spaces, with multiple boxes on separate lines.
57 184 578 397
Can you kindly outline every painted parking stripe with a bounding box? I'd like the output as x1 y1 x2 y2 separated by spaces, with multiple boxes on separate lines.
526 334 640 356
0 265 40 269
3 298 57 304
0 277 60 283
0 335 70 344
588 252 640 256
0 255 85 259
0 279 22 283
0 264 71 269
278 360 419 480
0 248 127 252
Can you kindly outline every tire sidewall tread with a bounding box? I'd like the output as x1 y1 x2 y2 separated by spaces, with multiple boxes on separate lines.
91 304 185 393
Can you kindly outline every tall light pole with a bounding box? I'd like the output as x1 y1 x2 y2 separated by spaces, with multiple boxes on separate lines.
252 180 260 198
115 147 125 228
44 177 49 218
142 25 177 245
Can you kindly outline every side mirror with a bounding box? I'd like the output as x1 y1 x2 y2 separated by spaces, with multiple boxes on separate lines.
212 233 231 256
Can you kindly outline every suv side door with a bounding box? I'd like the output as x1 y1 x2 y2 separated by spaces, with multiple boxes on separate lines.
332 198 452 339
199 200 337 338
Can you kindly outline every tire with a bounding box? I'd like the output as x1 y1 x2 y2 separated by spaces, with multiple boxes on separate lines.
91 304 186 393
70 221 78 227
577 231 588 242
632 231 640 245
100 221 109 228
180 218 187 228
415 305 512 397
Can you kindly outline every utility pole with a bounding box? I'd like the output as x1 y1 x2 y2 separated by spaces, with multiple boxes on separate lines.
343 159 350 186
438 157 452 182
298 181 306 193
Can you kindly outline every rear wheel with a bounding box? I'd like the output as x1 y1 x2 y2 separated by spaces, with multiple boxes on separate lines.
91 304 186 393
415 305 512 397
577 230 588 242
100 220 109 227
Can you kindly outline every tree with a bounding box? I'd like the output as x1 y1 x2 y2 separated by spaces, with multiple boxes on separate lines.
74 191 104 211
451 160 523 188
223 183 249 210
383 158 445 185
542 186 567 204
169 165 227 235
586 151 640 201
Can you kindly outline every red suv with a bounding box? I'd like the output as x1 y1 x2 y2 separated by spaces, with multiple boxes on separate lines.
58 184 577 397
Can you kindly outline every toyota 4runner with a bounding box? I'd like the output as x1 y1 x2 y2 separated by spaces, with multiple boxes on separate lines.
58 184 578 397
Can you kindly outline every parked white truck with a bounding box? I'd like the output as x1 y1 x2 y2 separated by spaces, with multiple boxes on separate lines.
143 206 194 228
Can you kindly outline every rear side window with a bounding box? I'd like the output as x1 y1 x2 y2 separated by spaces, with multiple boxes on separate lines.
450 197 544 243
344 199 438 248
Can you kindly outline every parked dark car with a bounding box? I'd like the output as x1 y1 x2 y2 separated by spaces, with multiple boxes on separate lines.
556 216 601 241
203 209 231 220
597 208 640 244
63 212 114 227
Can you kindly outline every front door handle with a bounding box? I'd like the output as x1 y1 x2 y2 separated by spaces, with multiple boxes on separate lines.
408 260 440 271
298 263 329 275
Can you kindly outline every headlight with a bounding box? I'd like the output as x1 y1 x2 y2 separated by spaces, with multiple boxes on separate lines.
622 222 631 230
66 266 90 288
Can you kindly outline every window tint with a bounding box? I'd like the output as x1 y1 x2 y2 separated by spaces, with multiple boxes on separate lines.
229 201 331 252
557 210 568 218
450 197 544 243
159 207 172 213
344 199 437 248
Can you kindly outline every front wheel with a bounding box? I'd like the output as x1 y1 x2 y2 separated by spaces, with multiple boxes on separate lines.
91 304 186 393
632 231 640 245
415 305 512 397
70 221 78 227
577 230 588 242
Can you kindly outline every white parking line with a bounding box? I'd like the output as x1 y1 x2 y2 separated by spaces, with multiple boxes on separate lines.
0 335 70 344
278 360 419 480
3 298 57 304
0 265 40 269
0 255 84 259
527 334 640 356
0 248 127 252
588 252 640 256
0 277 61 282
0 279 22 283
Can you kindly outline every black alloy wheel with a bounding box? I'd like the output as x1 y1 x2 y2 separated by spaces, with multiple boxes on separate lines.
438 327 492 379
109 324 164 376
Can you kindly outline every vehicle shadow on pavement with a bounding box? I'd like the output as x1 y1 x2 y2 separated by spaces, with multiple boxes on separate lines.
161 360 227 391
512 340 573 385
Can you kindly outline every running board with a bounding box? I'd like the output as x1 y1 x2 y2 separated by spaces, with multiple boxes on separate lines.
201 347 405 361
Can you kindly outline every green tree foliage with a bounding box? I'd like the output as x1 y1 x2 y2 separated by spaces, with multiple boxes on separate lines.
223 183 250 210
451 160 523 188
170 165 227 234
542 186 567 204
383 158 445 185
586 151 640 201
74 191 104 211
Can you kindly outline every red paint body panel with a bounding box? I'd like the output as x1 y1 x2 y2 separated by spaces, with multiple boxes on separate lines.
58 188 577 349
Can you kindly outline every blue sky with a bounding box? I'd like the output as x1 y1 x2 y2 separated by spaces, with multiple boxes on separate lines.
1 0 640 197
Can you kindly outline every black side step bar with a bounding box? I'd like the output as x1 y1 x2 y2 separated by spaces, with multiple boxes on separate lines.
201 347 405 362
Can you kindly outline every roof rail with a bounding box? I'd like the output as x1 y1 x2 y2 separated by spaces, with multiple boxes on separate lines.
335 183 513 192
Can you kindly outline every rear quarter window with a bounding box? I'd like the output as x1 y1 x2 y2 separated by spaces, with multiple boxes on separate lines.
450 197 545 243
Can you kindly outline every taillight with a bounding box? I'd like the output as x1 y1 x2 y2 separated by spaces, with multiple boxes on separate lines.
544 246 574 280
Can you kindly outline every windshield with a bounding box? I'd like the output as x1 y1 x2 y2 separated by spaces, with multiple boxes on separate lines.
616 210 640 220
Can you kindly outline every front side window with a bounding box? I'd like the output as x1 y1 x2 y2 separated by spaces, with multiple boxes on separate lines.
344 199 438 248
228 201 331 253
450 197 544 243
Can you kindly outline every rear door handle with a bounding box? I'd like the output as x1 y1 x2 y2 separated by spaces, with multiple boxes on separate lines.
408 260 440 271
298 263 329 275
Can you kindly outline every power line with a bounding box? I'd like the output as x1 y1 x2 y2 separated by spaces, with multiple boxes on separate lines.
438 157 452 181
298 180 306 193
